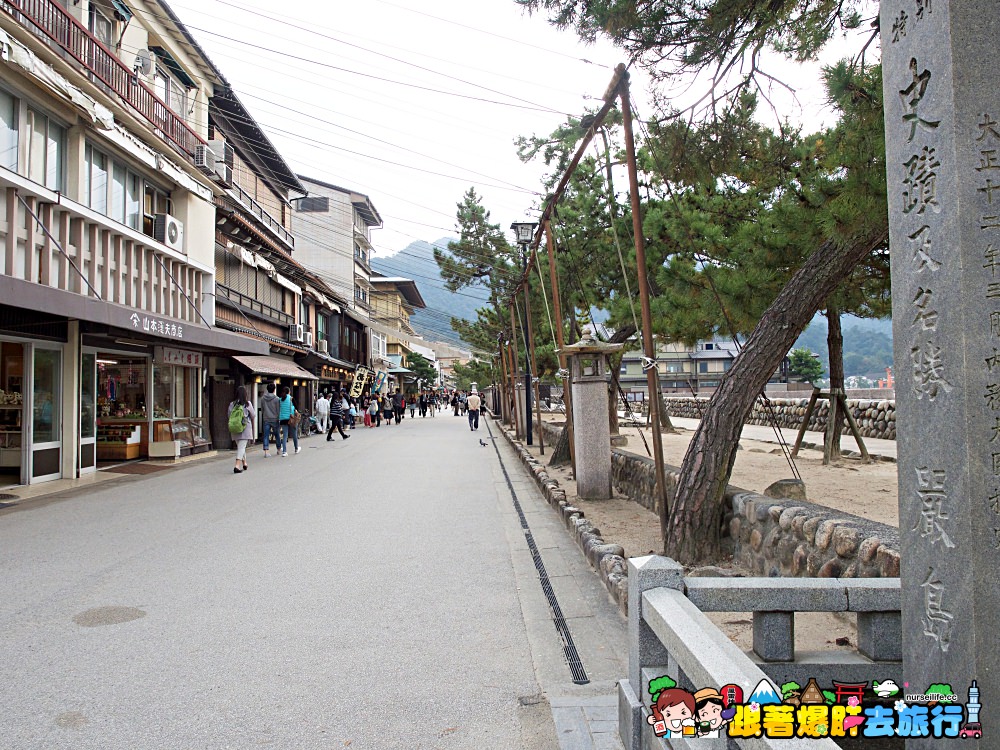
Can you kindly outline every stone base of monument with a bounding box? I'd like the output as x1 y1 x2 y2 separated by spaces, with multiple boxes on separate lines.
610 434 628 446
763 478 807 502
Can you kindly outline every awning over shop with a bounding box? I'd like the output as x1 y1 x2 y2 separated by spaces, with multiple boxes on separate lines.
232 355 318 380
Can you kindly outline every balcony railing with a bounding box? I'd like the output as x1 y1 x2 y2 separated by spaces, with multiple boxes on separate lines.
229 183 294 250
216 283 294 326
1 0 207 159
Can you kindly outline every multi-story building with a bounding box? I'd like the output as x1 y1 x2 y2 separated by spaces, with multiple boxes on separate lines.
291 176 386 386
368 273 427 392
619 340 788 397
0 0 282 484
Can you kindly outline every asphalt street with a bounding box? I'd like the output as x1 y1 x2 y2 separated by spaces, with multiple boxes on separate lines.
0 411 626 749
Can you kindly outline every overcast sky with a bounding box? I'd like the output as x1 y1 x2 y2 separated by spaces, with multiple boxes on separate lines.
166 0 865 264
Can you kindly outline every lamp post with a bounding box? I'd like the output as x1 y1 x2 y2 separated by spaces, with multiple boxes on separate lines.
510 221 538 445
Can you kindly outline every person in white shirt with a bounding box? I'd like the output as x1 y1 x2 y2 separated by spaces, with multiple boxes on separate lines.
315 392 330 435
466 389 482 431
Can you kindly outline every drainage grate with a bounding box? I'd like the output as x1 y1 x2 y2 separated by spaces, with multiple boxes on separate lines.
0 493 18 500
484 420 590 685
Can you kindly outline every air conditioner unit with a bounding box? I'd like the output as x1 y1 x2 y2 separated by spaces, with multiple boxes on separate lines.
317 340 329 354
213 163 233 186
288 323 304 343
305 331 314 348
153 214 184 252
193 144 216 175
208 139 233 166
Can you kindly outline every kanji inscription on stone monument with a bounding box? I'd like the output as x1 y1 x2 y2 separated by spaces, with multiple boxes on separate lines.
883 2 999 745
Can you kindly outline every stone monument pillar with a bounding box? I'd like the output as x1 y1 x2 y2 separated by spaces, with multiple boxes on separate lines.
561 334 623 500
882 2 999 744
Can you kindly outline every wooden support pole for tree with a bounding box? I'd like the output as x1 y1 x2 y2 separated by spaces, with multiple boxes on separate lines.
839 392 871 464
509 303 522 438
497 337 511 423
823 388 840 465
791 387 821 458
545 221 575 471
619 66 669 534
523 274 544 455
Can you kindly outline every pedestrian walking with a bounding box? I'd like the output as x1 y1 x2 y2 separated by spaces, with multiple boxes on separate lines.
460 391 468 416
228 385 255 473
430 392 437 417
409 397 416 419
451 392 460 416
392 390 405 424
364 397 375 427
382 394 394 426
326 391 351 440
369 396 381 426
348 398 358 428
418 392 427 417
260 382 280 457
315 391 330 435
278 386 300 456
467 389 482 431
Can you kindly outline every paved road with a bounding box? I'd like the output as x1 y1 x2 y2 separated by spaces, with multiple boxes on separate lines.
0 413 625 749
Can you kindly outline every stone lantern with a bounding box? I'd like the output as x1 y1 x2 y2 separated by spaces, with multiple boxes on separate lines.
559 333 623 500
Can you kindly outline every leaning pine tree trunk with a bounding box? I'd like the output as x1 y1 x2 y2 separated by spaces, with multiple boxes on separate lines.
664 232 887 564
826 305 845 461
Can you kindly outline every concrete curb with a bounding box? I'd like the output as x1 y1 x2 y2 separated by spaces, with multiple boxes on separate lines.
492 417 631 617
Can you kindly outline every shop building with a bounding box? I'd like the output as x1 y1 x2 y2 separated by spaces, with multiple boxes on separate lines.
0 0 281 485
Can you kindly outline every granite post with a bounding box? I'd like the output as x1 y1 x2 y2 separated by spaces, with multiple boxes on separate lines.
561 334 623 500
882 2 999 745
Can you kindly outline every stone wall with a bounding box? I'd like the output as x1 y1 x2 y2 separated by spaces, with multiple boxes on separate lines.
497 416 900 620
664 396 897 441
609 447 900 579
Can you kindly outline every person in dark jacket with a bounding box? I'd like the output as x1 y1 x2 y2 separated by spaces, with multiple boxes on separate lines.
260 383 280 457
326 390 351 441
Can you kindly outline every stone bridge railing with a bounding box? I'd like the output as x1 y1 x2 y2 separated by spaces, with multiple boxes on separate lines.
620 556 902 750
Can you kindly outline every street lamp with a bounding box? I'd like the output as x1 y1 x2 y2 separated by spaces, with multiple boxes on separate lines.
510 221 538 445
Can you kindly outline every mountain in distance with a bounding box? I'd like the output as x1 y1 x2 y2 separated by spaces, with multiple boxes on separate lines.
794 314 894 380
371 237 489 348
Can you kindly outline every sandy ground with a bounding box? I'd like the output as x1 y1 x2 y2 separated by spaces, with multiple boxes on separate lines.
512 415 900 655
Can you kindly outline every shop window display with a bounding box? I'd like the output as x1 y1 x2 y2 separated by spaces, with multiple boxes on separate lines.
0 343 24 473
97 358 148 418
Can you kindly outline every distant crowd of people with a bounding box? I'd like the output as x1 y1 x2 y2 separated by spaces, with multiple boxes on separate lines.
227 384 484 474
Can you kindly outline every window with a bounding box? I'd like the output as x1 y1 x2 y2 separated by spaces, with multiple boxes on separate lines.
296 196 329 213
699 362 709 373
704 343 714 350
24 108 64 190
143 183 171 235
86 142 168 233
0 88 18 171
620 362 627 374
88 4 113 47
316 314 327 341
85 144 108 213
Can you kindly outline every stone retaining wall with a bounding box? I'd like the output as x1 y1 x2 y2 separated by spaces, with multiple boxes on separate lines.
609 448 900 579
498 416 900 621
664 396 897 440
